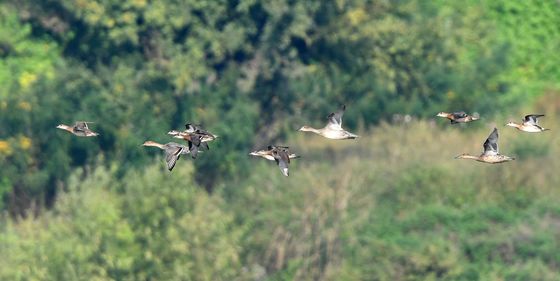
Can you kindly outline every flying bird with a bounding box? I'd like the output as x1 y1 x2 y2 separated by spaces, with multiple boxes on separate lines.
167 123 217 158
455 128 515 164
299 105 359 139
436 111 479 124
506 114 549 133
56 121 99 137
250 145 299 176
142 141 190 171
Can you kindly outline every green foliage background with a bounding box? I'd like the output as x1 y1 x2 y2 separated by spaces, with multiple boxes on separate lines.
1 0 559 280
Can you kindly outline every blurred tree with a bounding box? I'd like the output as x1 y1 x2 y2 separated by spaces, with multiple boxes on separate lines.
0 163 245 280
1 0 558 212
0 4 61 215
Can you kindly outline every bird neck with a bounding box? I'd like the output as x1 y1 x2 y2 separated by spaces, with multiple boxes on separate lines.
507 123 522 129
143 141 164 149
57 124 73 132
457 154 480 160
303 127 321 134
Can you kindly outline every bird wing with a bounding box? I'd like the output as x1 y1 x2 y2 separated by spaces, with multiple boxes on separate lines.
73 122 89 132
189 133 210 151
482 128 499 155
188 141 201 159
274 145 290 150
326 105 345 130
273 149 290 177
523 114 545 125
185 123 198 132
165 146 183 171
452 111 467 119
186 123 214 136
280 147 291 164
200 129 216 139
189 134 202 146
201 141 210 151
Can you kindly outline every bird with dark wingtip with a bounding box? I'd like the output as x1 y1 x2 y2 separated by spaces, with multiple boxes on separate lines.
455 128 515 164
506 114 550 133
167 123 217 158
168 123 218 142
142 141 190 171
299 105 359 139
56 121 99 137
250 145 299 176
436 111 479 124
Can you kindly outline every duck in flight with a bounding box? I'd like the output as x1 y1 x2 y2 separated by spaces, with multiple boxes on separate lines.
56 121 99 137
167 123 217 158
455 128 515 164
170 133 209 159
250 145 299 176
168 123 218 143
436 111 479 124
506 114 550 133
299 105 359 139
142 141 190 171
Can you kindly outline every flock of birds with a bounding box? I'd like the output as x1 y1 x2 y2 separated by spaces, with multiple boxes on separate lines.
438 111 549 163
56 106 550 176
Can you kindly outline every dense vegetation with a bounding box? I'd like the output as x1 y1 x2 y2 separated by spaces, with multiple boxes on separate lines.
1 0 559 280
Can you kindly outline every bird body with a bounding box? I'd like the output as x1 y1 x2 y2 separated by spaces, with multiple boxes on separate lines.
455 153 514 164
